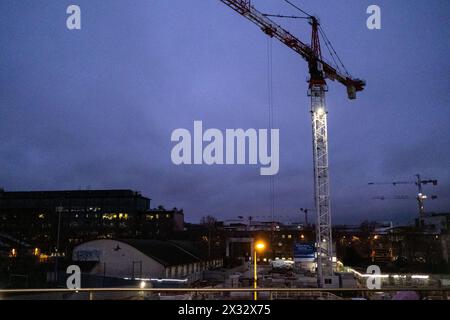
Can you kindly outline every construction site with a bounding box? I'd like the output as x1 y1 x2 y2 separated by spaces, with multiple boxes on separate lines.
0 0 449 306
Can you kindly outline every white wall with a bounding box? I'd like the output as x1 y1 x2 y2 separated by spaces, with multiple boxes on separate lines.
73 240 165 279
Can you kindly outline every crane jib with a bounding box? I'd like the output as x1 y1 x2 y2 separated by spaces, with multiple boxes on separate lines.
219 0 365 99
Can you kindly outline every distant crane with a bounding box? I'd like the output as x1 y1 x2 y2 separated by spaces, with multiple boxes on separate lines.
218 0 365 287
373 195 437 201
369 174 438 220
373 195 411 200
300 208 314 226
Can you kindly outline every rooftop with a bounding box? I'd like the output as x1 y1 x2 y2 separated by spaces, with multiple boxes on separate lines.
121 239 203 267
0 189 148 200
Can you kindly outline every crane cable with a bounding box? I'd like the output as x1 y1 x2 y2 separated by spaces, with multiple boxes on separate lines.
282 0 312 18
282 0 350 76
263 13 310 20
318 25 350 77
267 38 275 224
318 26 343 75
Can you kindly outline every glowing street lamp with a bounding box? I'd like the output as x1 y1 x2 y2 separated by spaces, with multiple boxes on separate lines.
255 242 266 251
254 241 266 301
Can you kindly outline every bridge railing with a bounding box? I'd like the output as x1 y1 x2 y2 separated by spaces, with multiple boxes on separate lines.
0 287 448 300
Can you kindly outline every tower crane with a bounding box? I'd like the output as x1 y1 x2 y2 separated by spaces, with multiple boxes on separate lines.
218 0 365 287
300 208 314 226
369 174 438 221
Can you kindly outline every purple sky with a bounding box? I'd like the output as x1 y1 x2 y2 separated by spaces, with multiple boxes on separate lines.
1 0 449 225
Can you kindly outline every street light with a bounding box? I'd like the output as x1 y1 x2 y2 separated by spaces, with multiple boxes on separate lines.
254 241 266 301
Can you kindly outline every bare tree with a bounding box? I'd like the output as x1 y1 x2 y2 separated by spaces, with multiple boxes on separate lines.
200 215 217 226
200 215 218 260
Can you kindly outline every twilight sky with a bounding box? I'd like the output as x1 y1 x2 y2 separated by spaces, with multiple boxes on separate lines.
0 0 449 225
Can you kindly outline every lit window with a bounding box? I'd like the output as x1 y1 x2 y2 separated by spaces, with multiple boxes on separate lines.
38 213 45 219
166 214 170 218
288 234 292 239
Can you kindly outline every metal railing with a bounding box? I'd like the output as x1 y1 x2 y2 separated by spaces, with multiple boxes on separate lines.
0 287 448 300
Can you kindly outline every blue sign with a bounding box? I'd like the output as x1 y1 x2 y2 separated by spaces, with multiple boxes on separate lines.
294 243 315 260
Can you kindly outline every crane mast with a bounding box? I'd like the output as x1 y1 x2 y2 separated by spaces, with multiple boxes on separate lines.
219 0 365 287
307 16 334 286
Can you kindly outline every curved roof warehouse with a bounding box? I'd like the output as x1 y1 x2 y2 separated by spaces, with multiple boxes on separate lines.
72 239 223 284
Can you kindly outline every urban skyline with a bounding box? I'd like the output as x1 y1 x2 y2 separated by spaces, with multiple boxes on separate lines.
1 0 449 224
0 0 449 303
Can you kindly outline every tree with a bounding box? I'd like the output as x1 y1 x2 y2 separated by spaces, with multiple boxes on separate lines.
200 215 217 226
200 216 218 260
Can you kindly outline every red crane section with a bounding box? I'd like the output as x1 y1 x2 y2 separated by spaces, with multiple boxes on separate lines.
219 0 365 99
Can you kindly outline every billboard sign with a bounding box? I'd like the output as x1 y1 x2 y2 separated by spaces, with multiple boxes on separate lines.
294 242 315 262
